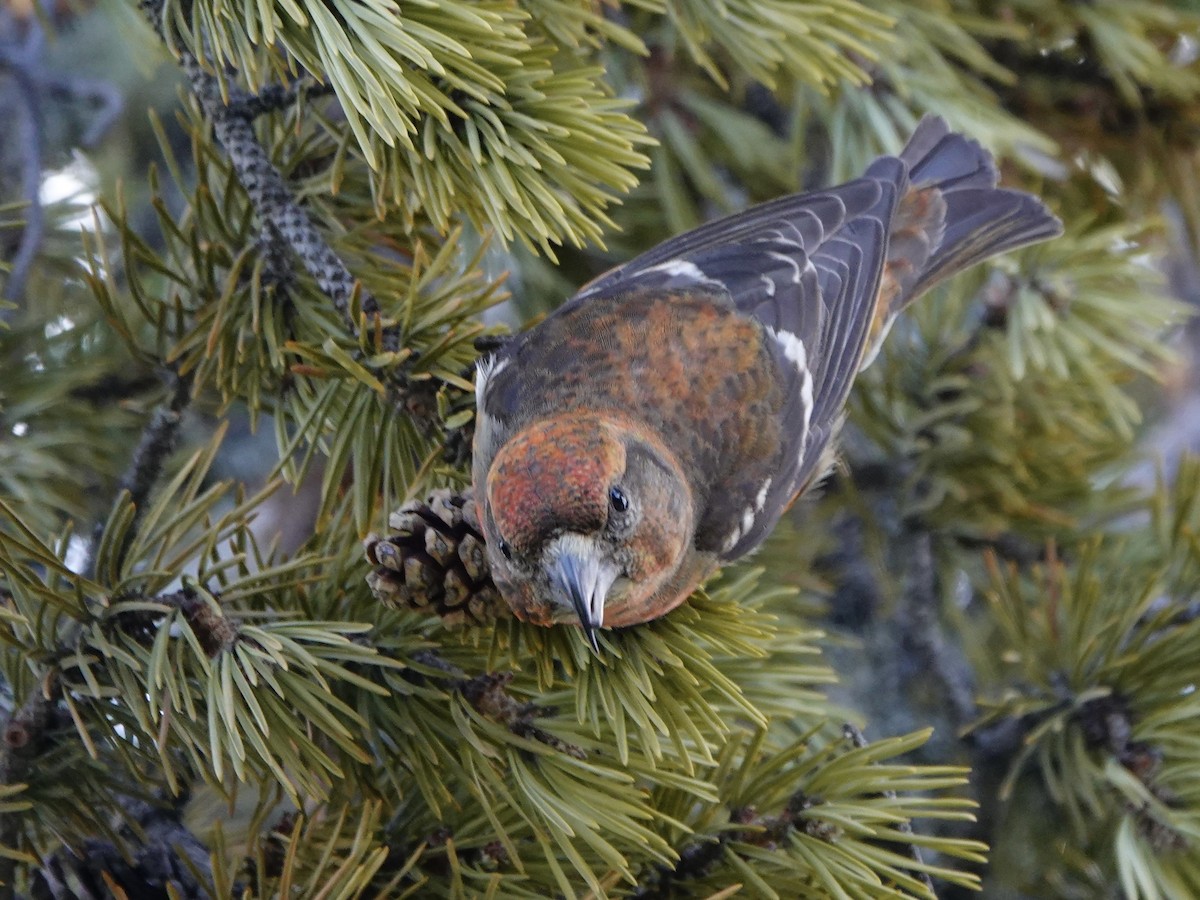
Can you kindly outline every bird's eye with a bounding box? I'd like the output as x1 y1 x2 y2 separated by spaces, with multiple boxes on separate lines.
609 485 629 513
498 539 513 561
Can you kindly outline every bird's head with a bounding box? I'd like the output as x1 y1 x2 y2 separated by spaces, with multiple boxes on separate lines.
480 413 693 651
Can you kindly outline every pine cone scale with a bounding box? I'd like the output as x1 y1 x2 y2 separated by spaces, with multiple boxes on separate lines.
365 489 506 625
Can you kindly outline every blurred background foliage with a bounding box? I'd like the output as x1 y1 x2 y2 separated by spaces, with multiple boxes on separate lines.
1 0 1200 897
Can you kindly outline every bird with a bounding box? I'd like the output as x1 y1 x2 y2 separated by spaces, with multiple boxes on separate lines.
471 115 1062 652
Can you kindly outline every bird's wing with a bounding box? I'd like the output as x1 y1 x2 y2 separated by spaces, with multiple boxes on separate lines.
574 160 906 553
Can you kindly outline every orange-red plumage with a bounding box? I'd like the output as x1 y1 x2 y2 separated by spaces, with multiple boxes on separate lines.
487 416 625 554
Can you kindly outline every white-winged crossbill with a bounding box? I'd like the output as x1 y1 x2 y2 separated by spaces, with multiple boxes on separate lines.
472 115 1062 651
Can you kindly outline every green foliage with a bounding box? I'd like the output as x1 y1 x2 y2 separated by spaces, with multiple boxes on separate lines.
3 0 1200 896
332 570 987 896
83 94 505 532
645 0 890 91
0 314 149 536
160 0 654 252
0 190 158 536
853 222 1183 538
973 458 1200 898
0 437 398 850
191 802 400 898
1002 0 1200 105
645 725 987 898
0 450 990 895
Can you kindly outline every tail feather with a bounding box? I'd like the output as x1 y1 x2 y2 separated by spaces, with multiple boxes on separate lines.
901 122 999 191
892 116 1062 307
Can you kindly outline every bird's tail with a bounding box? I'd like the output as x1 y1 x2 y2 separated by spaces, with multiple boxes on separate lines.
884 116 1062 315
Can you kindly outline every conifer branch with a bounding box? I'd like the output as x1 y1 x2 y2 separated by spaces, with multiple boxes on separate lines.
630 838 725 899
178 51 378 328
408 651 584 758
4 0 1193 892
1 9 122 307
107 586 240 657
633 723 945 899
230 76 333 120
461 671 585 759
31 794 212 899
1 366 194 886
842 723 936 896
139 0 380 335
84 368 192 579
0 582 233 892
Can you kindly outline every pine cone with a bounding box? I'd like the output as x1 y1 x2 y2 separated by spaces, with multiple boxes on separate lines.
365 489 507 625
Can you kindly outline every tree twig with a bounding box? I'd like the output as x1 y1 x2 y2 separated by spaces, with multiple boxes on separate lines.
180 52 378 328
407 651 584 757
230 77 334 120
1 365 193 891
0 10 123 308
139 1 371 327
32 793 212 899
84 369 193 578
